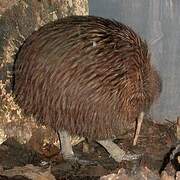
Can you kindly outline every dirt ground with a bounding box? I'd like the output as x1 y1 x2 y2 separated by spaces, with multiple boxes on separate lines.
0 118 179 180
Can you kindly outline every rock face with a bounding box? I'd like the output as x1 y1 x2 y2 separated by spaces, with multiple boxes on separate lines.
0 0 88 144
14 16 161 140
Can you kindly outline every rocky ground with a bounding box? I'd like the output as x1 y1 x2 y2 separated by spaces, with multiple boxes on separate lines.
0 118 179 180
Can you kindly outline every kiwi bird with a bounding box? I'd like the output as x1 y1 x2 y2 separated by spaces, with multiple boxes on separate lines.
14 16 161 163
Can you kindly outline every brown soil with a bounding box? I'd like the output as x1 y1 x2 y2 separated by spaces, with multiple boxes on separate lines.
0 118 178 179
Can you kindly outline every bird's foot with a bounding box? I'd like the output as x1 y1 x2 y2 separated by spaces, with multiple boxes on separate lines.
120 152 143 161
97 139 142 163
63 154 98 168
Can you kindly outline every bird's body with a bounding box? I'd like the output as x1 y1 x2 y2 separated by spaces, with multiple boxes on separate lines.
14 16 161 141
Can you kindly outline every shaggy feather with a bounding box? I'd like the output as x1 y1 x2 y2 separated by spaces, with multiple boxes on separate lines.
14 16 161 140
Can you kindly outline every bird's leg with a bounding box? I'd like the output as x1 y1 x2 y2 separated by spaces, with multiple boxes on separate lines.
58 130 75 160
57 130 98 166
97 139 125 162
97 139 142 162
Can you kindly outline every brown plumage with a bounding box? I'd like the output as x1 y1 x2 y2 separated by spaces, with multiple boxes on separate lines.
13 16 161 140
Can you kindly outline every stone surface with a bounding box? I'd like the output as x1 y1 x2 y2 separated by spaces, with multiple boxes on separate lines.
0 0 88 144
